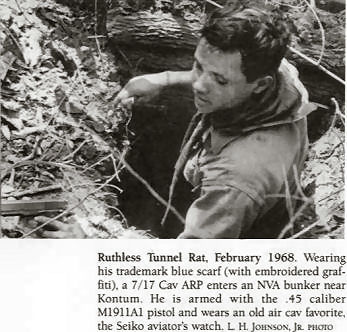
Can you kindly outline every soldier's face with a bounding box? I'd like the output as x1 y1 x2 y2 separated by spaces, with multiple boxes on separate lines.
192 38 258 114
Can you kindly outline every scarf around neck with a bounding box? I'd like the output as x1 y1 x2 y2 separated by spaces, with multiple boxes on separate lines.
161 59 316 226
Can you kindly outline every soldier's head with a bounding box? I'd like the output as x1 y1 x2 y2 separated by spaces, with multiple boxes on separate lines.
192 5 291 113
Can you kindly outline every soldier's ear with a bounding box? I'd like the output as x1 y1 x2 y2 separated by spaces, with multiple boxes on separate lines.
252 75 273 94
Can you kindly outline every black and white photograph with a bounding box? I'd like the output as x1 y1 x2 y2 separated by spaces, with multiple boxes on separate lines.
0 1 346 332
0 0 345 239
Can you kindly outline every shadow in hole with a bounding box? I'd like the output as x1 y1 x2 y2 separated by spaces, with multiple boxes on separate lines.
119 87 195 238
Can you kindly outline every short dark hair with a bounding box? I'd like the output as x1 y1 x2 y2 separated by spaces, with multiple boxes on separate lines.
201 4 292 82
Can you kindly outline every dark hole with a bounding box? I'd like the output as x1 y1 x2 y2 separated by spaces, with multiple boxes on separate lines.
119 87 195 238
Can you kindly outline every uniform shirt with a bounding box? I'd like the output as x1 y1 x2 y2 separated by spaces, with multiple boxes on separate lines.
177 60 312 239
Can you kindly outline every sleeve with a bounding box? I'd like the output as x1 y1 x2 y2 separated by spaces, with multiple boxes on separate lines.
177 184 262 239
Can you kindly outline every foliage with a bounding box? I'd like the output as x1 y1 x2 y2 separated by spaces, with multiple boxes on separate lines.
0 0 152 238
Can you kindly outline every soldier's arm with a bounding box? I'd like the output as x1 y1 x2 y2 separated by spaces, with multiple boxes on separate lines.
114 70 193 106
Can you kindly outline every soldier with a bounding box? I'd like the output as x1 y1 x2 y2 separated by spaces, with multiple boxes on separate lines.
114 4 313 238
37 4 314 238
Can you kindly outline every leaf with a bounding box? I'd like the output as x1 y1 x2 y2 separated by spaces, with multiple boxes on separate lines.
1 183 14 195
20 28 42 67
68 101 84 114
40 139 52 150
14 15 26 29
0 99 22 112
0 7 12 21
1 125 11 140
12 125 45 137
5 154 21 163
333 211 345 220
66 139 74 149
0 52 16 81
1 111 24 130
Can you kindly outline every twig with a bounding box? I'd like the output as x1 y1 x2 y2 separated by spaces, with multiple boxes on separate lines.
280 186 344 239
87 35 107 39
331 98 345 124
13 125 46 137
94 0 103 59
14 0 23 13
0 22 25 61
105 183 122 192
66 182 98 189
78 114 184 225
289 47 345 85
104 203 129 228
317 188 344 203
1 160 73 183
14 0 33 25
47 139 67 162
21 171 120 238
76 68 88 95
277 197 314 238
327 103 338 134
302 0 325 65
325 141 344 159
110 154 122 183
205 0 223 8
21 136 43 162
84 116 185 224
9 168 15 186
119 156 185 224
115 148 128 175
117 47 134 70
2 137 45 183
293 164 307 200
1 184 62 199
62 139 88 161
81 153 113 174
60 166 76 192
328 98 345 154
270 0 308 10
289 219 321 239
283 167 294 232
46 73 80 127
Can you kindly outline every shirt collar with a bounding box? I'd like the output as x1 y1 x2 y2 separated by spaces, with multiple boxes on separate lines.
202 126 240 154
204 99 315 155
201 59 316 155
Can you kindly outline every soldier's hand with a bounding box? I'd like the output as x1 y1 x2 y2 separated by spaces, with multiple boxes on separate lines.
33 216 87 239
114 72 168 107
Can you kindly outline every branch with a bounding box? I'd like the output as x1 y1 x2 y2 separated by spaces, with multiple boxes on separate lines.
94 0 103 59
281 187 344 239
13 125 46 138
62 139 89 161
288 47 345 86
1 184 62 199
289 219 321 239
21 170 119 238
302 0 325 65
0 22 25 61
328 98 345 150
1 160 73 183
331 97 345 124
45 73 80 127
118 156 185 224
14 0 33 24
79 117 185 225
81 153 113 174
277 197 314 239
